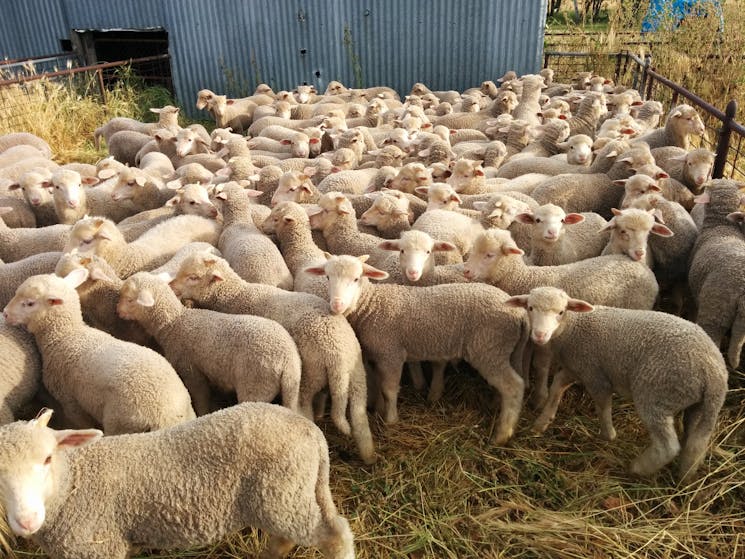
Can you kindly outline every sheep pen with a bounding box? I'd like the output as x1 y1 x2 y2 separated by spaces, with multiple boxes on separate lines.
1 74 744 559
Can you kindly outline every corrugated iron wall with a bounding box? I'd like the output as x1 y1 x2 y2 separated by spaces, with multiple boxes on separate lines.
0 0 547 118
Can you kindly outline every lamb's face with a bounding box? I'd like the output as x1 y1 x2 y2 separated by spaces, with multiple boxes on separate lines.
11 171 53 206
305 255 388 314
51 169 85 210
506 286 592 345
0 411 101 538
172 184 220 219
519 204 580 243
3 277 51 326
685 150 715 189
169 255 223 302
383 231 455 283
111 169 146 202
3 271 86 329
117 275 157 320
463 230 522 281
65 218 116 254
175 129 203 158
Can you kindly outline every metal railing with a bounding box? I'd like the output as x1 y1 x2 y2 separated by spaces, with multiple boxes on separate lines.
0 54 172 134
544 50 745 181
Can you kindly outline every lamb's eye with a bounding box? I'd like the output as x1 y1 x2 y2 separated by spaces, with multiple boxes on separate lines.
189 201 196 205
559 310 565 315
528 306 533 311
44 455 52 466
535 218 541 223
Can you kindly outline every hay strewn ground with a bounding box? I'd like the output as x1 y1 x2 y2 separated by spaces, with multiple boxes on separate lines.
7 366 744 559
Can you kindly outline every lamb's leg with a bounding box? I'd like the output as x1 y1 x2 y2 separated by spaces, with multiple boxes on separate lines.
178 367 212 416
531 345 552 409
427 361 448 402
375 356 405 424
260 535 295 559
406 361 426 391
531 368 575 435
348 365 376 464
630 413 680 478
477 365 525 446
587 387 616 441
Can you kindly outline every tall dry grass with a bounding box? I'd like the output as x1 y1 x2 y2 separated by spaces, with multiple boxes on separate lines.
0 65 176 164
546 1 745 114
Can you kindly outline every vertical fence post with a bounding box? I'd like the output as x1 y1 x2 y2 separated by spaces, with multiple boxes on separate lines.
640 54 651 99
614 52 622 83
713 100 737 179
96 68 107 105
543 52 550 69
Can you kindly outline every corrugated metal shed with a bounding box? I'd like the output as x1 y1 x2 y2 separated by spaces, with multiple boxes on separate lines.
0 0 547 117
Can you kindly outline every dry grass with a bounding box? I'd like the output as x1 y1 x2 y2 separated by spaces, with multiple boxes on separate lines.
546 1 745 114
8 366 745 559
0 65 176 164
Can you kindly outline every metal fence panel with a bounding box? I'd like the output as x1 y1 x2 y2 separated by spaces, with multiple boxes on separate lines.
0 0 548 118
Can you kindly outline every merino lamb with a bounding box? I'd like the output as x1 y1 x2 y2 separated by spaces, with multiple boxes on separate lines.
118 272 301 416
0 404 355 558
636 104 706 150
212 182 294 289
168 253 376 464
261 201 330 299
54 252 153 347
599 207 673 266
2 271 196 433
64 215 221 278
507 286 727 482
0 252 63 309
688 179 745 367
305 253 529 446
516 204 609 265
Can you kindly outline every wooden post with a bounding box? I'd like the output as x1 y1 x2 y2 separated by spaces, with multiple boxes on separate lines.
713 100 738 179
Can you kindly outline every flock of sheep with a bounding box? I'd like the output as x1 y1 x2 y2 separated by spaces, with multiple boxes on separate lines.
0 65 739 558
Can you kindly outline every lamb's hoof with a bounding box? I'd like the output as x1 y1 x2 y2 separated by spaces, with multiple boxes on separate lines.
531 419 550 435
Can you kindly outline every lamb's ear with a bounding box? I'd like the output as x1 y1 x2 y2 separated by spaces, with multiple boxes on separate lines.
414 186 430 196
53 429 103 448
165 195 181 206
693 191 710 204
433 241 457 252
134 174 147 187
562 213 585 225
598 219 616 232
208 270 224 283
361 262 389 281
136 289 155 307
610 207 622 216
97 168 118 180
502 244 524 256
472 201 488 212
566 298 594 313
612 179 627 187
504 294 529 309
727 211 745 224
304 264 327 276
515 212 536 225
155 272 173 283
166 179 183 190
378 240 400 251
302 166 317 177
651 223 674 237
63 268 89 289
88 266 111 282
30 408 54 428
81 176 100 187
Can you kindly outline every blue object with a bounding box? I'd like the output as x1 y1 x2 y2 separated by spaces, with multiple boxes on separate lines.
642 0 724 33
